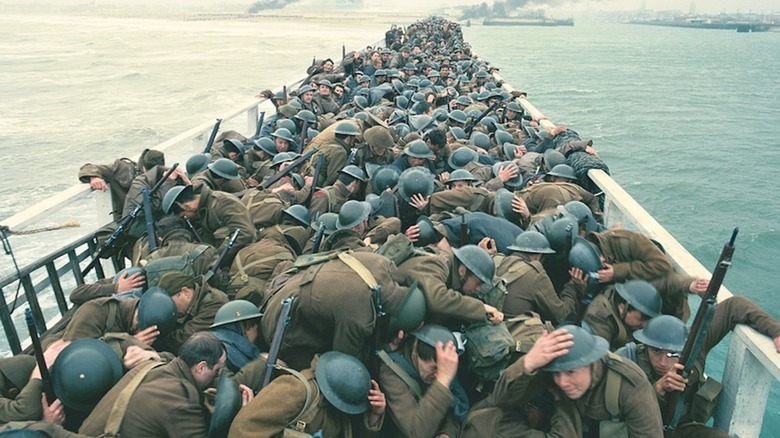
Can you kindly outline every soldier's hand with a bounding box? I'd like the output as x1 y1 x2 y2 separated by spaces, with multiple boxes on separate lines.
89 177 109 192
439 171 450 183
409 194 430 211
596 263 614 283
585 145 600 158
246 177 259 188
239 384 254 407
475 147 488 155
515 145 528 157
511 196 530 218
133 326 160 346
498 164 519 182
478 237 497 255
124 346 160 369
484 304 504 324
654 363 687 395
774 336 780 353
523 329 574 374
689 278 709 296
115 271 145 294
435 341 459 388
368 379 386 416
256 89 273 99
404 225 421 243
568 267 588 291
41 394 66 425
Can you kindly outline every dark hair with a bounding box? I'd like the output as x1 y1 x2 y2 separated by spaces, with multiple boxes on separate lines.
337 172 359 186
424 129 447 148
416 340 436 361
179 332 226 368
171 186 196 215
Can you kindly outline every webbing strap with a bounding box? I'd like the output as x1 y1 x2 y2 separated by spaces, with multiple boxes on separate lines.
105 300 118 332
605 352 623 419
337 252 378 289
376 350 422 399
103 361 165 437
236 253 294 280
501 262 535 285
276 365 316 431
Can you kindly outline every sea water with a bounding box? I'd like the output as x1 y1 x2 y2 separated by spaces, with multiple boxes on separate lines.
0 11 778 436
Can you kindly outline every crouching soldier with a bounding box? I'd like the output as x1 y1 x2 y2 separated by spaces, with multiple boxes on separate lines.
229 351 386 437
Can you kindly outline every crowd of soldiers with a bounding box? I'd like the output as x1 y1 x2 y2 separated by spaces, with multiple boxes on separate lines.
2 16 780 438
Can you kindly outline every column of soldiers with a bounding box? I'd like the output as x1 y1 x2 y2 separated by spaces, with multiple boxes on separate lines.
3 16 780 438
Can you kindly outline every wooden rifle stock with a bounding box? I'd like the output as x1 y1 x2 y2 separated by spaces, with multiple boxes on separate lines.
464 100 500 135
25 308 54 404
203 119 222 154
253 111 266 138
259 148 318 190
663 228 738 429
306 152 325 204
142 187 157 253
260 297 295 390
206 229 240 282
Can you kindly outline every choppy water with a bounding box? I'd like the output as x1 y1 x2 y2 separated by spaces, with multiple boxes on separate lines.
1 11 779 436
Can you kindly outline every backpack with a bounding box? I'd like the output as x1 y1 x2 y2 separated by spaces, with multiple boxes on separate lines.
226 247 295 305
241 190 287 229
142 245 213 287
374 233 416 266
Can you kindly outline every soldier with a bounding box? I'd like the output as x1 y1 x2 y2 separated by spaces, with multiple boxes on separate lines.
379 324 467 437
313 79 341 115
230 351 386 437
356 126 395 169
162 185 256 266
582 279 664 350
428 169 493 215
209 300 262 374
80 332 251 437
391 139 437 174
497 231 581 325
296 84 321 115
308 165 366 218
260 251 412 371
311 121 361 187
79 149 165 222
270 127 298 154
244 138 277 187
396 244 503 327
617 296 780 437
191 157 246 194
521 325 664 436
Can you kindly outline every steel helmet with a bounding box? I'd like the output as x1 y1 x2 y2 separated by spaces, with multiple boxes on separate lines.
475 70 491 79
476 90 491 101
389 281 426 333
615 280 663 318
333 121 360 136
449 126 467 140
543 325 609 372
311 212 339 236
162 185 192 215
448 109 468 125
492 161 523 189
375 68 388 76
271 127 296 143
283 204 310 227
447 147 477 170
298 84 314 95
397 167 435 203
51 339 123 412
307 128 319 141
455 95 472 107
547 164 576 181
210 300 262 329
494 130 514 146
363 126 394 150
336 200 372 230
568 237 603 273
404 140 434 159
317 79 333 88
286 100 303 111
113 267 146 298
408 115 435 133
315 351 371 415
432 107 449 123
411 324 457 348
222 139 244 155
633 315 688 352
295 109 316 125
507 231 556 254
353 95 369 110
540 149 565 170
208 158 240 181
208 373 242 438
365 193 382 216
370 165 401 194
253 137 278 156
452 244 495 285
185 153 211 178
271 152 296 167
557 201 599 232
470 132 490 149
493 188 521 224
415 215 439 246
393 123 411 139
546 215 579 252
395 95 410 110
137 286 178 336
291 173 305 190
506 101 523 113
339 165 367 182
446 169 476 184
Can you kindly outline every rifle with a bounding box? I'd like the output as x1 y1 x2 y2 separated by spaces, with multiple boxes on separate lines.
203 119 222 154
297 119 309 152
142 187 157 253
282 85 288 105
345 148 358 167
342 44 346 60
25 308 54 404
253 111 266 138
464 100 501 135
205 229 240 282
663 228 738 430
260 296 295 390
259 148 318 190
305 151 325 204
184 217 202 243
82 164 179 277
311 220 326 254
459 214 468 246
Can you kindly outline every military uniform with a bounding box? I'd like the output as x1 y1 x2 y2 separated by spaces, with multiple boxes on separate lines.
364 216 401 245
261 252 408 371
79 158 138 222
191 169 246 194
191 186 256 261
80 358 209 437
515 181 601 226
230 356 382 438
583 287 634 351
312 137 354 188
61 297 137 342
308 180 352 218
122 166 179 239
587 229 695 320
429 186 493 215
0 355 41 425
496 253 580 325
396 249 487 325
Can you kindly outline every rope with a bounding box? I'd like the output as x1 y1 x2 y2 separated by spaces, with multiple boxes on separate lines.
2 221 80 235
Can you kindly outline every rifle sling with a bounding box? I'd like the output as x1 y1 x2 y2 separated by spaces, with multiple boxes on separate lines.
376 349 423 399
103 361 165 437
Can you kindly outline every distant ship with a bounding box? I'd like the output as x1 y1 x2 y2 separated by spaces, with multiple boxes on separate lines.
483 16 573 27
626 14 777 32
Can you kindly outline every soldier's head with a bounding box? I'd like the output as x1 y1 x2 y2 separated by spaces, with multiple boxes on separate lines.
634 315 687 376
423 129 447 155
180 332 227 391
614 280 662 331
158 272 199 314
544 325 609 400
410 324 458 384
210 300 263 344
452 245 495 294
445 169 476 190
162 185 199 220
298 85 315 103
333 121 360 145
139 149 165 173
271 128 295 153
321 58 334 73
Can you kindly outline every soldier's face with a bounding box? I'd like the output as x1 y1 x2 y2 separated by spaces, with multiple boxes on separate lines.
302 91 314 103
407 156 426 167
619 304 651 330
275 138 290 152
318 85 331 95
449 181 470 190
416 357 437 384
552 365 592 400
647 346 680 376
194 352 227 390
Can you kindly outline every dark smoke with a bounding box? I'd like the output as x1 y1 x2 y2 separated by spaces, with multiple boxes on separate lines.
247 0 300 13
459 0 572 20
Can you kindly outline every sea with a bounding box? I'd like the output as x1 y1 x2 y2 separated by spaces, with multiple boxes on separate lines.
0 10 779 436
